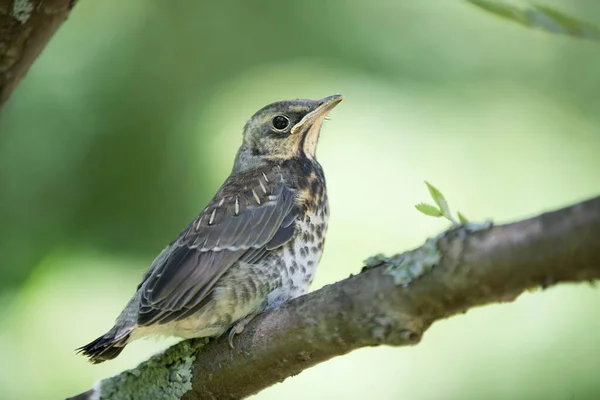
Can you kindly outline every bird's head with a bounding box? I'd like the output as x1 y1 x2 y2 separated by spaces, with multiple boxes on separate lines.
232 94 343 173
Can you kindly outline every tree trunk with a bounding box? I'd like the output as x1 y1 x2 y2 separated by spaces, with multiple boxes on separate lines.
0 0 75 107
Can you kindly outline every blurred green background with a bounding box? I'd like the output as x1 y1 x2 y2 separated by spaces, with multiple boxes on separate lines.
1 0 600 399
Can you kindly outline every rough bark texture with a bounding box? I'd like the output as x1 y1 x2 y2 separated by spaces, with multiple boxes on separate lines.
0 0 75 107
68 195 600 400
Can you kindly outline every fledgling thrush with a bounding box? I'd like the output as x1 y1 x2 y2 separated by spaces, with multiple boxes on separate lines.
78 94 343 363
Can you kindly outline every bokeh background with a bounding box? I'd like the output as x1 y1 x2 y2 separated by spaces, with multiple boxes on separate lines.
1 0 600 399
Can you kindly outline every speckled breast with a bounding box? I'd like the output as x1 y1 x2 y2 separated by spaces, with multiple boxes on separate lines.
280 159 329 300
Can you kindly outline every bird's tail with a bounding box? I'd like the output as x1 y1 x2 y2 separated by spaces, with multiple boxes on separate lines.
76 327 132 364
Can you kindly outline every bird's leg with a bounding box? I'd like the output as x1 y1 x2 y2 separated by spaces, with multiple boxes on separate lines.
228 298 268 349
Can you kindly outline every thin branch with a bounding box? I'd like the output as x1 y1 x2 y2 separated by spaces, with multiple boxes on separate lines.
0 0 76 108
68 195 600 400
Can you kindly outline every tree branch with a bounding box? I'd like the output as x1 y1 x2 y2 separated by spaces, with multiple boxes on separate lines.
0 0 75 108
68 195 600 400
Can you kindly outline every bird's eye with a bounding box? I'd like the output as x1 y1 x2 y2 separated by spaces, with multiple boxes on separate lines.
272 115 290 131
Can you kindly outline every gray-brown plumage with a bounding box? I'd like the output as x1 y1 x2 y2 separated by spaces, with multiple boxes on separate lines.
77 94 343 363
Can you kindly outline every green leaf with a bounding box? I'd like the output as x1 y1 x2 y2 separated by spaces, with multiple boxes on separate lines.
531 4 600 40
415 203 443 217
424 181 451 218
457 211 469 224
466 0 600 42
466 0 529 26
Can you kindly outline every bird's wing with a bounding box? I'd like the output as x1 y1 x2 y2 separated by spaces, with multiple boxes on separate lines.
137 166 297 326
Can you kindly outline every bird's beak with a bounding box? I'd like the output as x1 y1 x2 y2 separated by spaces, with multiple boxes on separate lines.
291 94 344 135
292 94 343 156
311 94 344 119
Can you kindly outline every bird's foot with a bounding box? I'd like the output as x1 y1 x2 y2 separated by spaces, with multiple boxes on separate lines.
228 299 269 349
228 314 256 349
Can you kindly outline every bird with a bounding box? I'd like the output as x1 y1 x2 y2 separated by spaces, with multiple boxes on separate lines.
77 94 343 363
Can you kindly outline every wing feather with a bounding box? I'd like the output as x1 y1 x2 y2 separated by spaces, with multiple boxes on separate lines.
137 166 296 326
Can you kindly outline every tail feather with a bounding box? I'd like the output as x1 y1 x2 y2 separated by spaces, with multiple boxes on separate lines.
77 329 131 364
